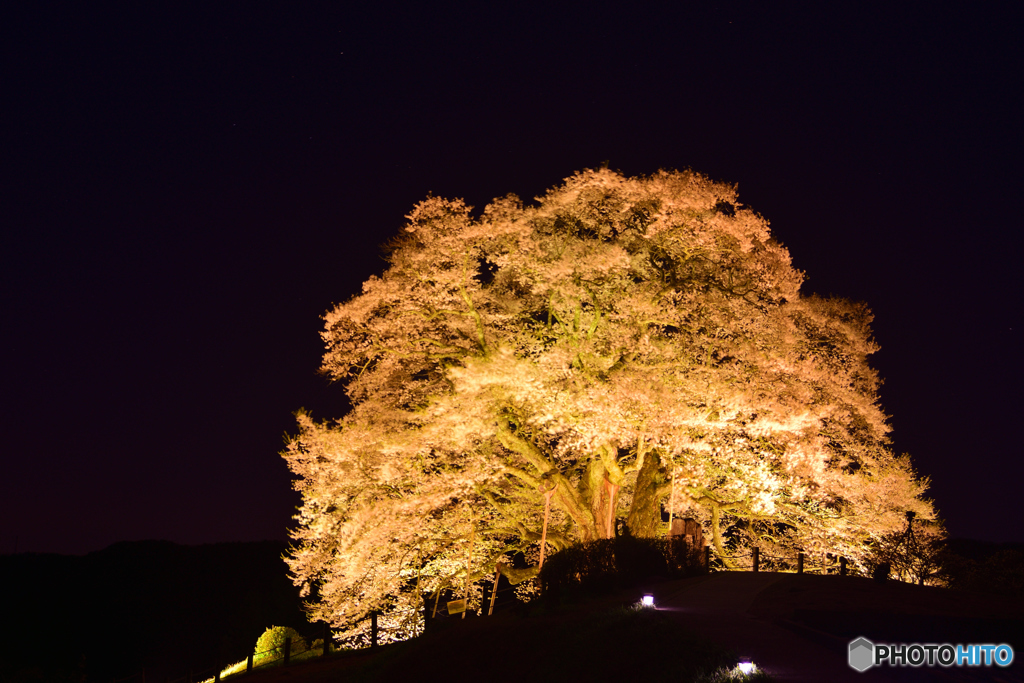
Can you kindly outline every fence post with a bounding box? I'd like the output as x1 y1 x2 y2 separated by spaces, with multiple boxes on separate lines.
797 552 804 574
246 653 253 673
840 556 847 576
752 547 759 572
370 611 378 648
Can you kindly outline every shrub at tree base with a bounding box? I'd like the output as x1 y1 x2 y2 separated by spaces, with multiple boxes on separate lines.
253 626 306 664
541 534 706 603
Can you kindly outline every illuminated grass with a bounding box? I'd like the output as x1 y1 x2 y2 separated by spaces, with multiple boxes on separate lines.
198 643 330 683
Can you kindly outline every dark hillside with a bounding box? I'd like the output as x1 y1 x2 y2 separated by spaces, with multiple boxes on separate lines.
0 541 308 683
173 571 1024 683
3 541 1022 682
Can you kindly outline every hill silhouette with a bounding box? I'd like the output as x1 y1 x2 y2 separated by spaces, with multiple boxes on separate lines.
194 572 1024 683
2 539 1021 682
0 541 309 683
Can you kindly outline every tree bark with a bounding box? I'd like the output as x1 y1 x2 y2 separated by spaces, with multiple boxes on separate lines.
588 476 620 539
626 450 669 538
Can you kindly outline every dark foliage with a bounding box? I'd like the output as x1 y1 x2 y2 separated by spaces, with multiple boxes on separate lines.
866 512 943 585
539 535 706 604
939 540 1024 598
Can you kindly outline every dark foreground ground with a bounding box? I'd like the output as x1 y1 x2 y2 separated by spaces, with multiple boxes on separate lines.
233 572 1024 683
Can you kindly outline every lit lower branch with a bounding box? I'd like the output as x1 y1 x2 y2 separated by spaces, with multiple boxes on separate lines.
496 420 597 539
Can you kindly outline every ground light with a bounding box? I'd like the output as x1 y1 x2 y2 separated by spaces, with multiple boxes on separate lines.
641 594 655 607
737 656 756 674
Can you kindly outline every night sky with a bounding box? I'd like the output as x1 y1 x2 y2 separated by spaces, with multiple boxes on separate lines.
3 2 1022 556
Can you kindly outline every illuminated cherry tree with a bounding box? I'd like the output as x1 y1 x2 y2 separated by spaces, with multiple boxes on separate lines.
283 169 938 640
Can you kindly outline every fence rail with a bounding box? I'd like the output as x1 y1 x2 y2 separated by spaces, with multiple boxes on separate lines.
715 547 851 575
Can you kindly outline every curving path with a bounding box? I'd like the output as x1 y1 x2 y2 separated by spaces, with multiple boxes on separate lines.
654 571 1023 682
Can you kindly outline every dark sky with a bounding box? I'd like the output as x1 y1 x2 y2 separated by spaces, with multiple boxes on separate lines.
2 2 1022 555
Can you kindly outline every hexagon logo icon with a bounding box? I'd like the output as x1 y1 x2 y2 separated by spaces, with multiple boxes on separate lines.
848 637 874 672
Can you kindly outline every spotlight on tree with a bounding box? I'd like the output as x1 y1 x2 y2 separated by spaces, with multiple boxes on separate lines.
641 594 655 608
737 657 756 674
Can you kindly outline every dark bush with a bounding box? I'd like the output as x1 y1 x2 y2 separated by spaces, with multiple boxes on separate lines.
540 534 706 604
941 548 1024 597
867 512 944 585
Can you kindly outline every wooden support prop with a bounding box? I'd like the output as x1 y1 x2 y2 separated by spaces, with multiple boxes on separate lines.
752 547 759 573
322 621 331 657
246 654 253 673
538 482 555 570
797 552 804 574
370 611 378 648
462 525 474 620
283 637 291 665
666 467 676 536
605 480 619 538
704 545 711 570
840 556 847 576
488 569 500 616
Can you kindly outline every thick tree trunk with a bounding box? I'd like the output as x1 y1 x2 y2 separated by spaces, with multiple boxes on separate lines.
579 457 620 540
591 479 620 539
626 450 669 538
